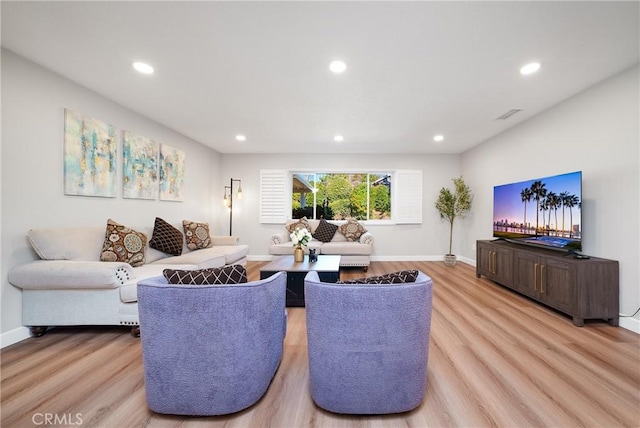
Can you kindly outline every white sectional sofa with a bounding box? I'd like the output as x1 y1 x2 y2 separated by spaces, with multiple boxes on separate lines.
8 223 248 337
269 219 374 270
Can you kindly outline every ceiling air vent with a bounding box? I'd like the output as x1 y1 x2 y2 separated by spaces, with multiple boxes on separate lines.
496 109 523 120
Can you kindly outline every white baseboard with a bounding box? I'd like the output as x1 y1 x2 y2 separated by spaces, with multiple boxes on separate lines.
619 316 640 334
457 255 476 266
370 255 442 262
1 326 31 349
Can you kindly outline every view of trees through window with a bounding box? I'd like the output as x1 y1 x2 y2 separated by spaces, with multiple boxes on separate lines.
292 173 392 221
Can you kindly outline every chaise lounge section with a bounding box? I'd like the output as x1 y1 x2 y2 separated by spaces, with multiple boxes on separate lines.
8 220 249 336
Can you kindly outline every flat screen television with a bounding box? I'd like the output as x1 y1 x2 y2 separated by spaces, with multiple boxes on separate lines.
493 171 582 252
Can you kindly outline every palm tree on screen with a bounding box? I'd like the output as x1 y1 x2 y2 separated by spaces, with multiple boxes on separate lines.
560 191 570 237
520 188 533 233
566 194 580 238
546 192 560 236
540 197 549 235
530 180 547 236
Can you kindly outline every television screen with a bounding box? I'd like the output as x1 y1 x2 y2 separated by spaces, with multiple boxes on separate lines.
493 171 582 251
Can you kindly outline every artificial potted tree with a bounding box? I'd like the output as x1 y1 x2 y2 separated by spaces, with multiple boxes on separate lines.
435 176 473 266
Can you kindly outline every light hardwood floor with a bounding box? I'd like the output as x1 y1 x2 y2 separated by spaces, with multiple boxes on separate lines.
2 261 639 427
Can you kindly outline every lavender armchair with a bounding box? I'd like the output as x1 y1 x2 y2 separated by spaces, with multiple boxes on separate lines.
137 271 287 416
304 270 433 414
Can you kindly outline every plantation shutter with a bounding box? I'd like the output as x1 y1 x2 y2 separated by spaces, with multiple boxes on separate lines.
394 170 423 224
260 169 289 223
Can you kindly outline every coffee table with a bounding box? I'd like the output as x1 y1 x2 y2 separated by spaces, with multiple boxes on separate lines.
260 255 341 307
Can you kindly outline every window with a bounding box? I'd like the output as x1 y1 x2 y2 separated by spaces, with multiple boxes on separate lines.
291 172 392 221
259 169 422 225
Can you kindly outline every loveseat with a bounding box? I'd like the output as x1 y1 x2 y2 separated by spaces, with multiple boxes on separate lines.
269 218 374 270
8 218 249 336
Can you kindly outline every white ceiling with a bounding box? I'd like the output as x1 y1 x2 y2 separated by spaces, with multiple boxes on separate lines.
2 1 638 154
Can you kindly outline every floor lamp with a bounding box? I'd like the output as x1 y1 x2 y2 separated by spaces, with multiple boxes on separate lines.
223 178 242 236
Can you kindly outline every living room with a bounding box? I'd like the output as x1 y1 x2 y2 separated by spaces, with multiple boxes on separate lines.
2 1 638 343
1 1 639 424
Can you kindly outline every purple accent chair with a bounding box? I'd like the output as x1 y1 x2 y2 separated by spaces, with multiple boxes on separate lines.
304 270 433 414
137 271 287 416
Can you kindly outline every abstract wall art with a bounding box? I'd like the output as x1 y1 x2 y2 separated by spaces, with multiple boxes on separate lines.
159 144 185 201
64 109 118 197
122 131 159 199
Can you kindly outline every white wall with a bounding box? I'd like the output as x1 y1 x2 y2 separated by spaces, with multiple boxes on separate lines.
461 65 640 329
1 50 222 338
218 154 461 259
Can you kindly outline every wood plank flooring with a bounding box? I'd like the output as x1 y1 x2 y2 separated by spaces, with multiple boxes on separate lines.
2 261 639 427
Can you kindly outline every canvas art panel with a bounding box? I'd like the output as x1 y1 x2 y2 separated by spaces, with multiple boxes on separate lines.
159 144 185 201
122 131 159 199
64 109 118 197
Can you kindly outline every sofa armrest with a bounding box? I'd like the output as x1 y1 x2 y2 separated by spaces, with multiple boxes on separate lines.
270 232 291 245
210 235 240 246
8 260 134 290
359 232 374 246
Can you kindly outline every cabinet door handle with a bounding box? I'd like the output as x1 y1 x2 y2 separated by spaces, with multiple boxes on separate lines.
492 251 497 274
489 251 493 273
540 265 545 294
534 263 538 291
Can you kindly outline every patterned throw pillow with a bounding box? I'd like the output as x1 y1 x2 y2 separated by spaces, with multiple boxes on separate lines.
312 218 338 243
338 218 367 241
163 265 248 285
149 217 183 256
182 220 211 250
100 219 147 267
337 270 419 285
286 217 311 233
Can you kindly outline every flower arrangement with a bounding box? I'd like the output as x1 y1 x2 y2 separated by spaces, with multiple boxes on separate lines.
290 227 312 247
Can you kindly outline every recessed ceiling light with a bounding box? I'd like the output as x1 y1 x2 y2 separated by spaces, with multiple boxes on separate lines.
334 135 344 142
329 60 347 74
235 135 247 142
132 62 154 75
433 135 444 142
520 62 541 75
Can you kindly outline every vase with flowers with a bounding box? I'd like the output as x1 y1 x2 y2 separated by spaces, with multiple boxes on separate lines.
290 227 312 262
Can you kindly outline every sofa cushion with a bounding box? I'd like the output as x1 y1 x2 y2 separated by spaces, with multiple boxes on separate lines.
149 248 227 269
312 219 339 243
149 217 183 256
320 241 372 256
100 219 147 267
27 227 105 261
163 265 248 285
337 270 419 285
269 241 323 255
338 218 367 241
286 217 311 233
194 245 250 265
183 220 211 250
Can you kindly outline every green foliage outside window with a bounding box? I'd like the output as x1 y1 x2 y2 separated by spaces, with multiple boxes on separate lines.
292 173 391 220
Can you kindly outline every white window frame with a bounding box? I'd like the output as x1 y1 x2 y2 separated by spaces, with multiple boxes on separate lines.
260 169 422 225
